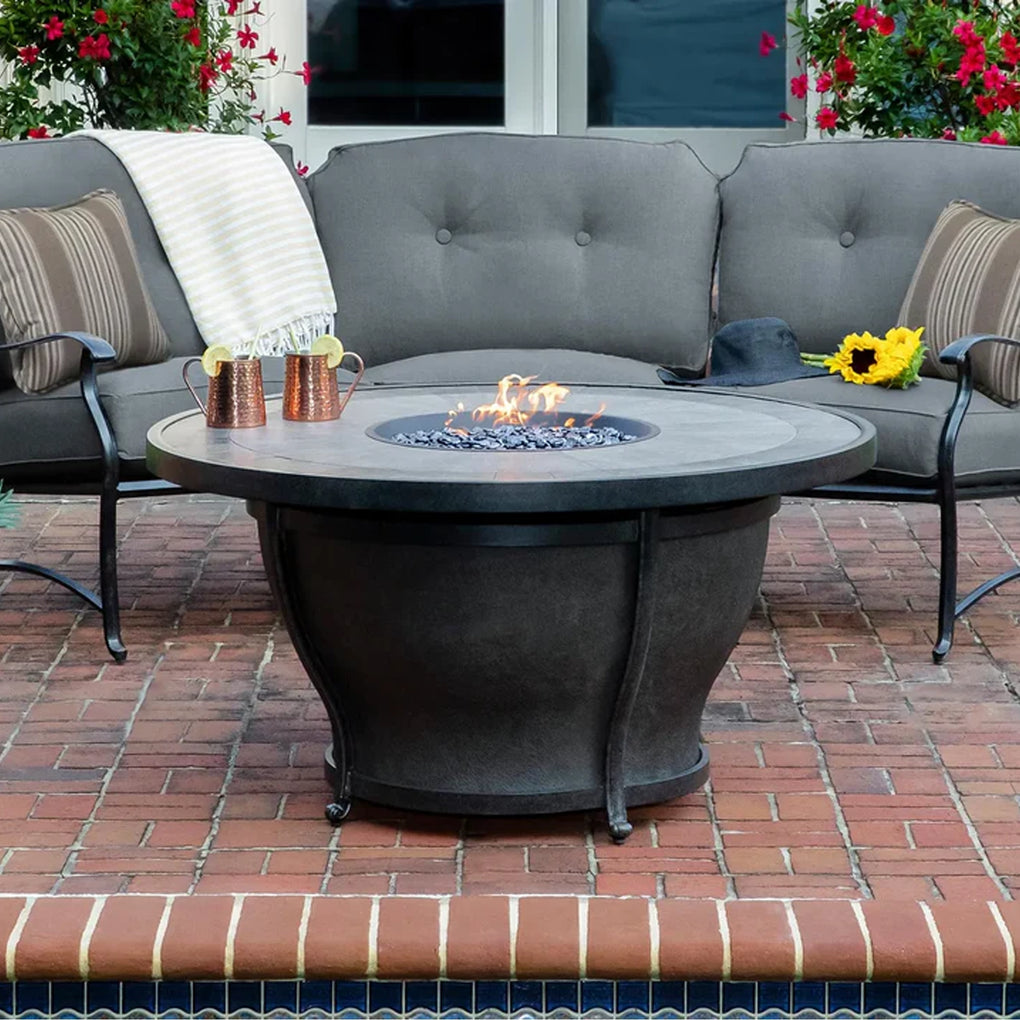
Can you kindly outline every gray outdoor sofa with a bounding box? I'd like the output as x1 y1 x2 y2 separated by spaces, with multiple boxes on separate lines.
1 132 1019 663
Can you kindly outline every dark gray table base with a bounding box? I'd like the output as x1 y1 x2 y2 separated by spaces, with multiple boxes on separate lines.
250 493 780 840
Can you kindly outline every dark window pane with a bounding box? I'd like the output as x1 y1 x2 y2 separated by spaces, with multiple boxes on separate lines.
589 0 787 128
308 0 504 126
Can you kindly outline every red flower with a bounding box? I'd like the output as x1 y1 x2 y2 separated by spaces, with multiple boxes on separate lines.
984 64 1007 91
225 0 241 12
237 25 258 49
976 93 997 115
198 63 218 92
956 43 987 84
876 14 895 36
18 44 39 65
44 16 63 39
259 47 278 65
779 111 797 122
997 81 1020 109
272 107 292 125
852 5 877 30
27 125 49 138
953 20 983 47
1000 32 1020 67
295 61 313 85
834 54 856 84
215 49 233 72
171 0 196 17
816 106 839 130
296 162 309 176
759 31 777 57
942 128 958 140
247 2 263 13
78 34 111 59
815 71 833 92
93 9 108 24
981 130 1008 144
185 25 201 46
790 73 808 98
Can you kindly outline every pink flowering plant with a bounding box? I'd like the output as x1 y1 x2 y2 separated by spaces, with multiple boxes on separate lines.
768 1 1020 145
0 1 309 141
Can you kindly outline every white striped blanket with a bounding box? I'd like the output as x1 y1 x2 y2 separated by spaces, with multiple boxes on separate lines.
76 130 336 356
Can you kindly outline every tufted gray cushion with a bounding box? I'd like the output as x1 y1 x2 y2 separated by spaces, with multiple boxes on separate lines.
718 138 1020 357
733 374 1020 486
309 133 718 374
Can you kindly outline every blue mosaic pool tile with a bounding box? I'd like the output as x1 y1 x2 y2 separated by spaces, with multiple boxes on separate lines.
794 981 827 1013
543 979 578 1013
403 979 439 1015
580 979 615 1013
298 979 334 1014
156 980 191 1016
226 979 262 1015
474 980 508 1015
331 980 366 1015
191 979 226 1017
935 983 970 1016
899 981 933 1016
121 980 156 1016
1005 984 1020 1017
723 981 756 1014
368 980 404 1016
262 980 298 1015
651 980 685 1015
0 982 12 1018
616 980 650 1014
757 980 791 1015
438 980 473 1016
863 981 899 1016
828 981 862 1014
687 979 722 1015
972 984 1007 1015
50 981 84 1017
509 980 543 1013
13 982 48 1017
85 980 120 1015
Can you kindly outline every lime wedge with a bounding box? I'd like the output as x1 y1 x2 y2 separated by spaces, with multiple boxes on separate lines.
201 345 234 377
311 333 345 369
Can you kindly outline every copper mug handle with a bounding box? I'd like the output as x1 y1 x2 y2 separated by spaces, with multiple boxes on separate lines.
182 357 208 417
336 351 365 417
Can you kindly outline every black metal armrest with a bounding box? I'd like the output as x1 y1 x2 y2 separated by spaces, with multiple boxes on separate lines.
939 332 1020 367
3 330 116 363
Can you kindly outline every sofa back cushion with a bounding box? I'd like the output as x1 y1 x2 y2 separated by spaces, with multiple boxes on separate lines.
309 133 719 373
717 138 1020 355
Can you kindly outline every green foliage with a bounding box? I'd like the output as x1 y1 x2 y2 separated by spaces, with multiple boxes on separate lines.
785 1 1020 144
0 1 294 139
0 482 19 529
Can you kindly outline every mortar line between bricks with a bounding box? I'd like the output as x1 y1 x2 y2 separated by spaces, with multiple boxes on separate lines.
4 896 35 981
319 815 342 895
919 728 1013 899
919 901 945 982
187 626 278 893
296 895 312 980
77 895 106 979
701 776 735 900
756 577 872 899
989 901 1017 981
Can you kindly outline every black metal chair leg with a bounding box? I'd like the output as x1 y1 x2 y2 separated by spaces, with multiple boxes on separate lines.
99 485 126 663
933 492 958 663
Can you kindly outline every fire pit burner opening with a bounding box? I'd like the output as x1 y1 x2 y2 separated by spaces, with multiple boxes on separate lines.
368 412 660 451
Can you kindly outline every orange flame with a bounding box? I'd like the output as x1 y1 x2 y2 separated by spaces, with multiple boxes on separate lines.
448 374 577 427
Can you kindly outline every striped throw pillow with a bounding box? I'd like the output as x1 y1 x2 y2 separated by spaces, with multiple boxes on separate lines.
0 189 168 394
899 199 1020 406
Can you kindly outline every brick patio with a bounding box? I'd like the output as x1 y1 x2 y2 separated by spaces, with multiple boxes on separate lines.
2 493 1020 982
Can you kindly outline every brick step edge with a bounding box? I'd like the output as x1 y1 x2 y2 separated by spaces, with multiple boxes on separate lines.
2 895 1018 983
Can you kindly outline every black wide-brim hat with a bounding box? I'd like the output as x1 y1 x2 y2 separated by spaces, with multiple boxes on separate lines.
659 317 830 387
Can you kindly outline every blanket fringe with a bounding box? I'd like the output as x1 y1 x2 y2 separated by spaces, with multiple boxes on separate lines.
235 312 337 357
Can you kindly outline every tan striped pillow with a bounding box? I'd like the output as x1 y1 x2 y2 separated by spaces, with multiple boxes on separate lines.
899 199 1020 406
0 189 168 393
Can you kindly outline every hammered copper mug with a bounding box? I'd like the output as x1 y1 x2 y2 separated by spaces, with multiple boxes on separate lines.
282 350 365 422
182 356 267 428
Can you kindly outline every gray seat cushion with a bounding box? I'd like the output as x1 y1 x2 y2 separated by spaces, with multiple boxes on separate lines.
310 133 718 373
734 374 1020 487
363 348 664 387
0 357 289 483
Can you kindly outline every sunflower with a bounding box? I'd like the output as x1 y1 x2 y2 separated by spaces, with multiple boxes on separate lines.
825 332 906 385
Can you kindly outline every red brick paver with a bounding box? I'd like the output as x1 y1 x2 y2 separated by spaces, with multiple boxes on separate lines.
2 494 1020 979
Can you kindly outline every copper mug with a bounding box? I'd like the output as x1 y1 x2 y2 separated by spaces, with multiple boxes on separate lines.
282 350 365 422
183 356 267 428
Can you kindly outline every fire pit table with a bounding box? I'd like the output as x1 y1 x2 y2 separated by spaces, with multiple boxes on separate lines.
147 382 874 840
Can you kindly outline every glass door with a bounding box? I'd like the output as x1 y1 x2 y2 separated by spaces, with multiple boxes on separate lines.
267 0 802 173
559 0 803 173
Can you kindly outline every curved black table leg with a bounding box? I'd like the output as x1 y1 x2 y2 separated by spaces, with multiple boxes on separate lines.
604 509 660 843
